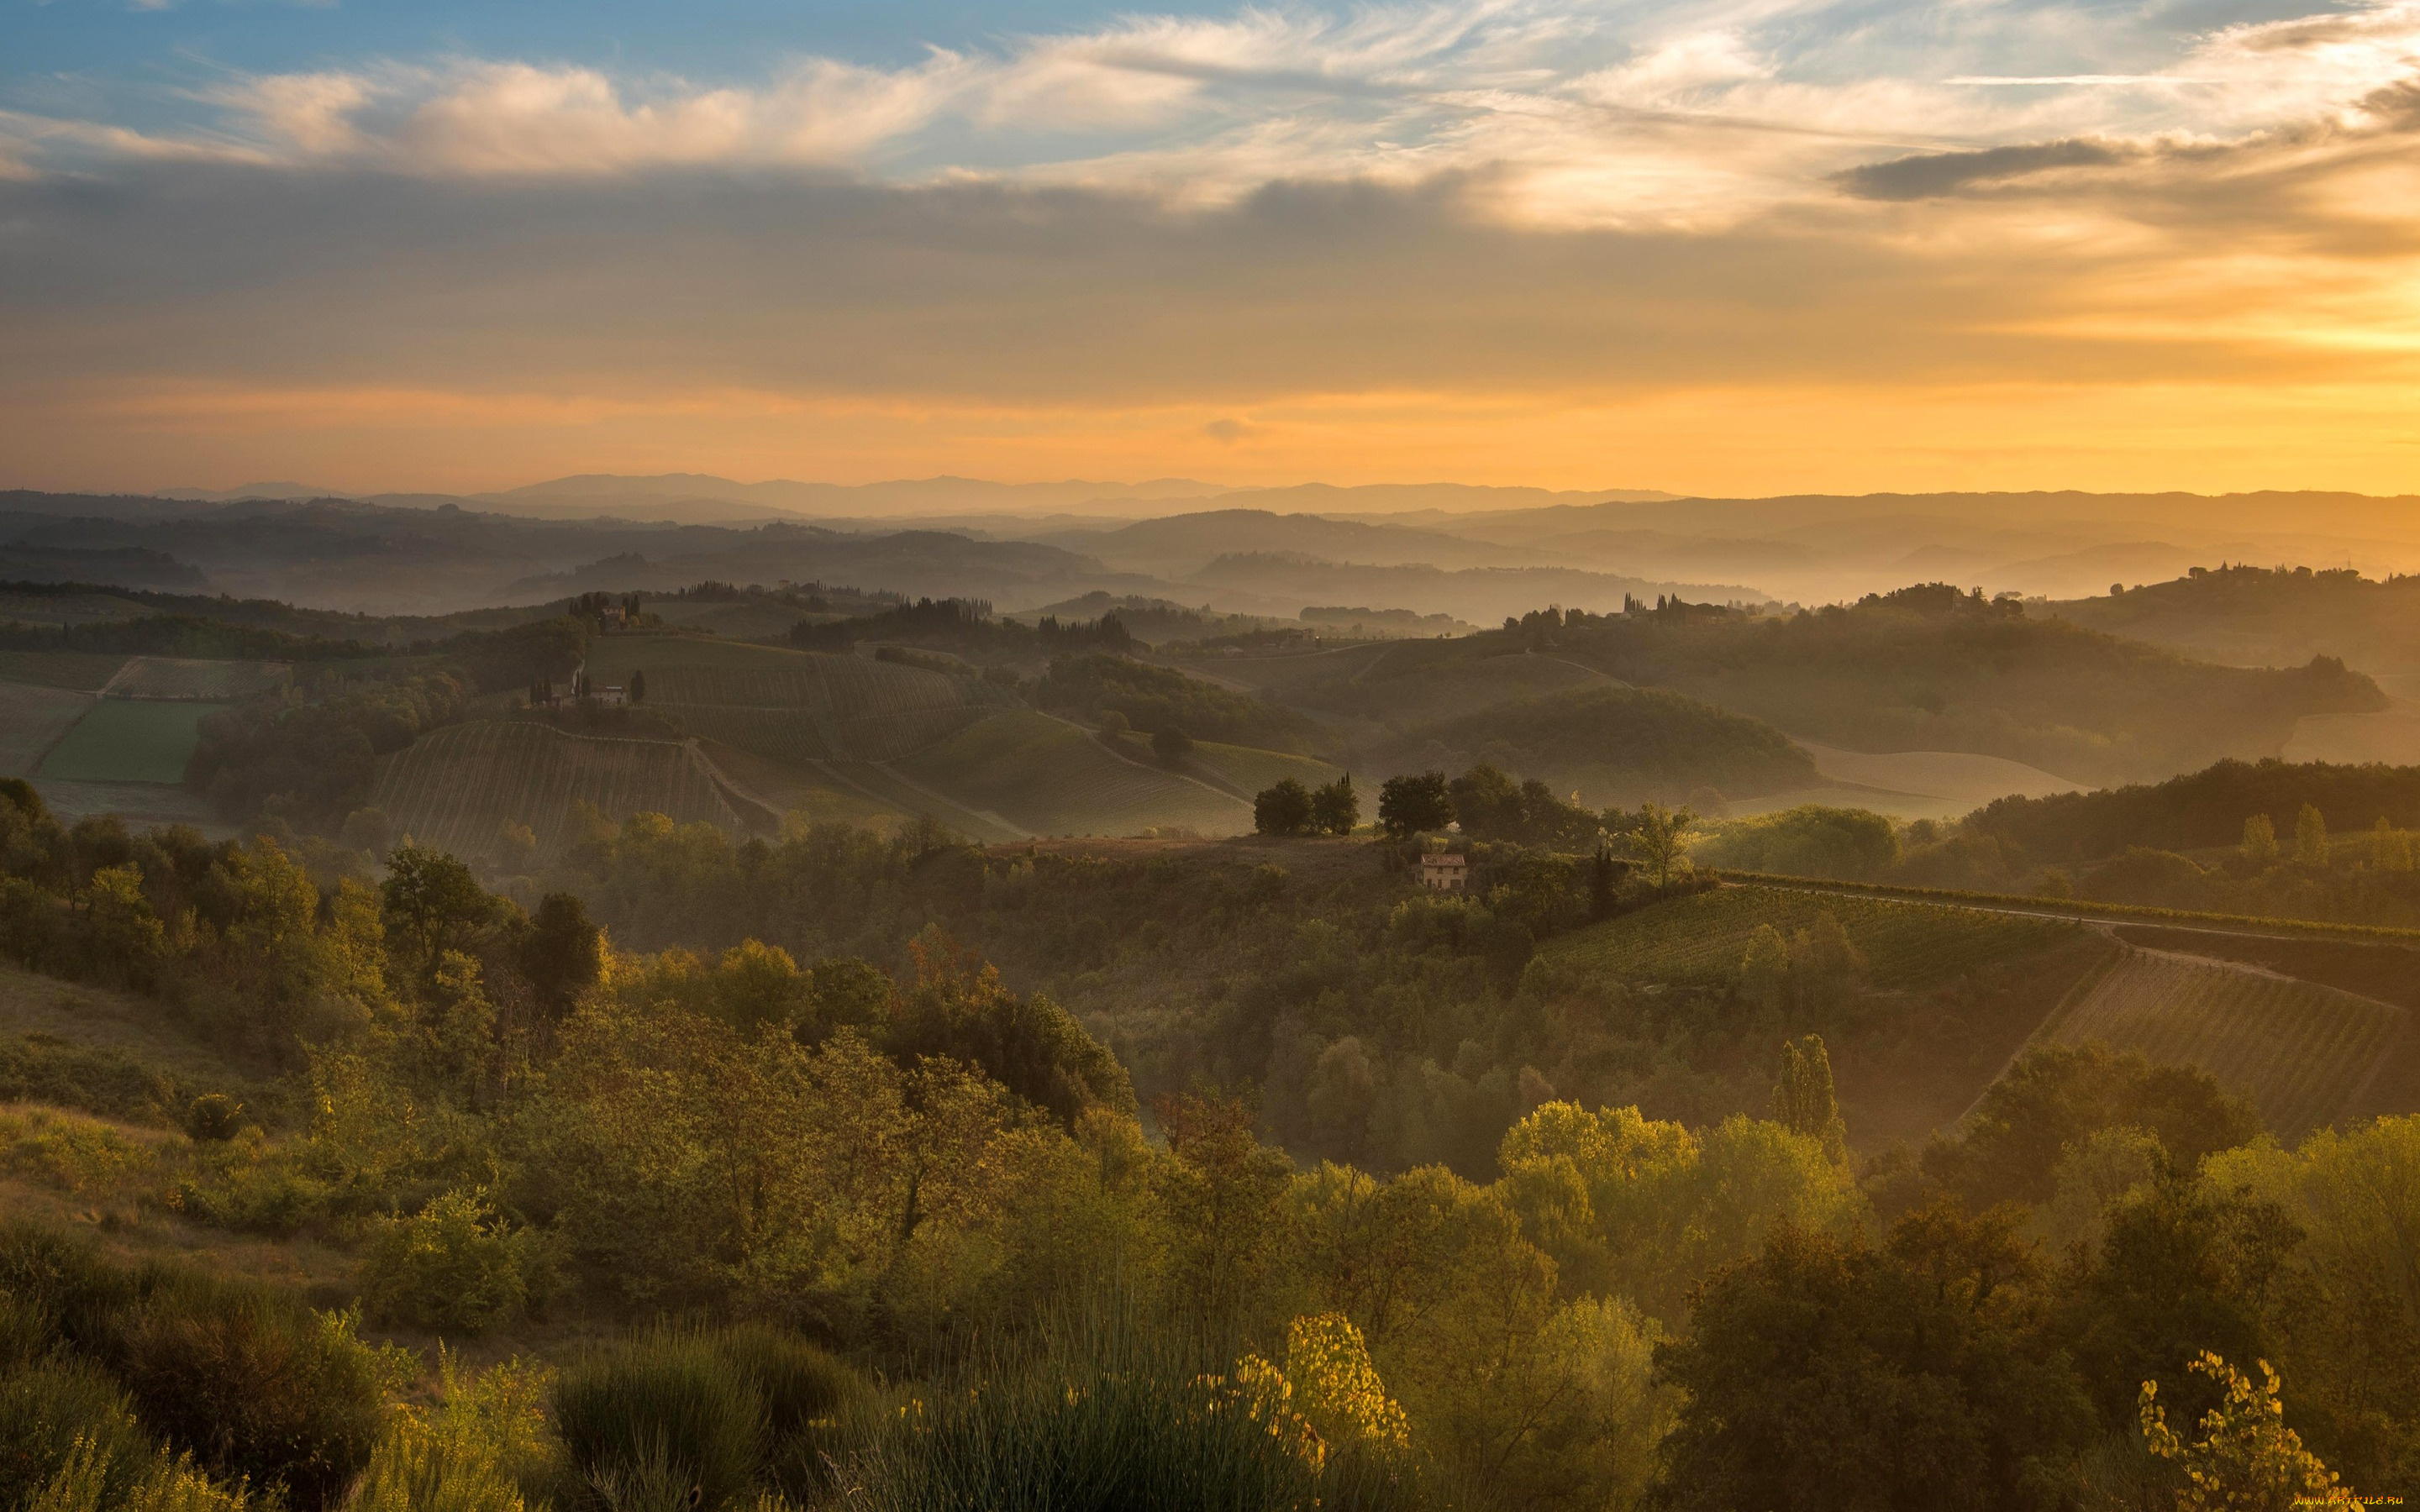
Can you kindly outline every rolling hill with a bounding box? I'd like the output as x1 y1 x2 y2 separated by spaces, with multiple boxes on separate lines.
893 711 1254 837
2037 946 2405 1141
1386 685 1820 806
371 721 745 859
585 634 1013 764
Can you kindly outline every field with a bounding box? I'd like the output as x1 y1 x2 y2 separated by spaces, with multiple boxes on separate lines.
2283 700 2420 767
581 632 817 683
0 683 92 774
592 636 1002 763
1189 741 1344 796
38 700 224 784
1544 884 2081 990
0 650 129 690
648 598 809 640
819 759 1031 843
2043 948 2405 1140
0 591 155 627
895 711 1255 838
1258 646 1611 727
371 721 743 859
101 656 288 701
691 741 912 832
1797 743 2082 807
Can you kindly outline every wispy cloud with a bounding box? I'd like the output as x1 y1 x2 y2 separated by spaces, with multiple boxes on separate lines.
10 0 2420 491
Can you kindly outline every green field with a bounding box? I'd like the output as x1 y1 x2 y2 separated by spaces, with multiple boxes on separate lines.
0 651 129 691
102 656 287 701
896 711 1254 837
371 721 744 860
2045 948 2404 1140
0 684 93 776
1190 742 1344 796
1544 885 2080 990
37 700 223 784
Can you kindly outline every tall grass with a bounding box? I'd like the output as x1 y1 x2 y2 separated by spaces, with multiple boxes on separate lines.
825 1307 1433 1512
554 1326 864 1512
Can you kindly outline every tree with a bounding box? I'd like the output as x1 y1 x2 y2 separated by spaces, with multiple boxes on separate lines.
1255 780 1316 837
884 927 1134 1126
1446 765 1521 837
2296 803 2330 866
519 891 603 1022
1588 844 1618 918
2370 816 2412 872
1311 775 1359 835
1655 1204 2091 1511
628 668 647 705
1770 1035 1849 1166
381 845 494 969
2139 1353 2355 1509
1376 772 1452 839
1620 802 1695 887
2243 812 2279 865
1150 725 1193 764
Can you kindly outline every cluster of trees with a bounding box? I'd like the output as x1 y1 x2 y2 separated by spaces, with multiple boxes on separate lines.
2 778 2415 1504
789 596 1136 659
1253 774 1360 836
1975 756 2420 865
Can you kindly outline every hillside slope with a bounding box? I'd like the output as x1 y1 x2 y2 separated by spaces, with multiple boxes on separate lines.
371 720 744 858
894 711 1254 837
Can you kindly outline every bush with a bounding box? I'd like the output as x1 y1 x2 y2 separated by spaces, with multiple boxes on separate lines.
709 1326 864 1499
0 1221 136 1357
359 1189 547 1335
830 1310 1425 1512
113 1274 389 1509
184 1096 246 1143
0 1357 157 1512
554 1330 767 1512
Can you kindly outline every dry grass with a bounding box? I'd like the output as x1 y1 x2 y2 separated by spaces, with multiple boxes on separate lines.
0 962 257 1089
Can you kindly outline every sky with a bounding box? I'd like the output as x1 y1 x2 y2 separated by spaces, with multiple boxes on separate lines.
7 0 2420 499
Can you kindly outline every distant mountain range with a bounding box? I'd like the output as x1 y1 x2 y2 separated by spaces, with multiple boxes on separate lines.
24 480 2420 628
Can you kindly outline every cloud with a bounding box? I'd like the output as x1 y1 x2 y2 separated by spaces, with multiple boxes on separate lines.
10 0 2420 491
1833 139 2131 199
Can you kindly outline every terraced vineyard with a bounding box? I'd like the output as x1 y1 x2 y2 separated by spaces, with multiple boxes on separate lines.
1544 885 2081 990
896 711 1253 838
103 657 287 701
371 722 743 859
2045 949 2405 1139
